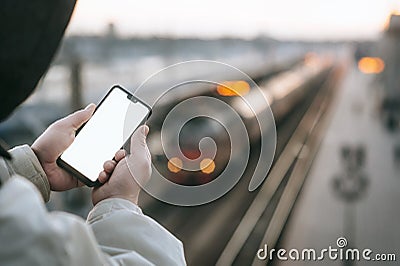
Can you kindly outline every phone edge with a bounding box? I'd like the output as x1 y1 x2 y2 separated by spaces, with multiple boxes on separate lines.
57 84 152 187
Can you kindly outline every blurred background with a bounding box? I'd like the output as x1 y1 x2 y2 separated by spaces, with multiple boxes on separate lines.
1 0 400 265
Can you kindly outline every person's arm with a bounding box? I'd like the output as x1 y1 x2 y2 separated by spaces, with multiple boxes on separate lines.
0 144 50 201
0 125 185 265
0 175 154 265
89 126 186 265
6 105 186 264
87 198 186 265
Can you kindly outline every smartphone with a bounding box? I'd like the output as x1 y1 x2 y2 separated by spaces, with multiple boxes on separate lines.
57 85 152 187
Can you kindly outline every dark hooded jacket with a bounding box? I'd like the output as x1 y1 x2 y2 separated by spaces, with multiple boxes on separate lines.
0 0 76 157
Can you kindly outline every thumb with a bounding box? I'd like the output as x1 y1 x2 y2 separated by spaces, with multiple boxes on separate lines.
63 103 96 130
130 125 149 154
128 125 152 185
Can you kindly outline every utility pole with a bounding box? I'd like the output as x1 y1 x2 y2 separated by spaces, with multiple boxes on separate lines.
70 57 83 111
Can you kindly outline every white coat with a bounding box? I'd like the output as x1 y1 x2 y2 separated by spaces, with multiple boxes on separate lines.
0 145 186 265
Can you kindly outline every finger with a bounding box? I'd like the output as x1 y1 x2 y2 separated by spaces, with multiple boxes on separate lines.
98 171 110 184
60 103 96 130
114 149 126 162
130 125 149 154
103 160 117 174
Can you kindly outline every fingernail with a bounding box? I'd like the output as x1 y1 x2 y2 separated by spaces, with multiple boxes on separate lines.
143 125 149 136
85 103 95 110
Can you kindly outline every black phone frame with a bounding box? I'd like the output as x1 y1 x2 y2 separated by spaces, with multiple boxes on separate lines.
56 85 152 187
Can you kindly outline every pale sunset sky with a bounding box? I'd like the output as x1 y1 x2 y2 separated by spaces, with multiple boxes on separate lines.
66 0 400 40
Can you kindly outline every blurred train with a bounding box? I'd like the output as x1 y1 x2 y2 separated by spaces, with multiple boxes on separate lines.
148 54 335 186
379 13 400 130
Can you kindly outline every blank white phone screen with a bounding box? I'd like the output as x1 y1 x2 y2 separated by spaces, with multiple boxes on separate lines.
60 88 150 181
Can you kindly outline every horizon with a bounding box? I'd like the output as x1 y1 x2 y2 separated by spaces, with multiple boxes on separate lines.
66 0 400 41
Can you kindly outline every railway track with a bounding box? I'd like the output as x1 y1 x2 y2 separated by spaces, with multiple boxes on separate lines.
140 57 344 265
217 63 345 266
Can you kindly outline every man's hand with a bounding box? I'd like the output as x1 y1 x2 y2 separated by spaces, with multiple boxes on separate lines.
92 125 151 206
31 104 96 191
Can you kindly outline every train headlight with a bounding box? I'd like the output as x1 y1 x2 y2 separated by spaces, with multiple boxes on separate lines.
217 80 250 96
168 157 183 173
200 158 216 174
358 57 385 74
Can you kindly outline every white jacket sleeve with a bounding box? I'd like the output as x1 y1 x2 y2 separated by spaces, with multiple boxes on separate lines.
87 198 186 266
0 176 186 266
0 177 109 266
0 144 50 201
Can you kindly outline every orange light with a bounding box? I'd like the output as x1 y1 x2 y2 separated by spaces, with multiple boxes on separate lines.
200 158 216 174
168 157 183 173
217 80 250 96
358 57 385 74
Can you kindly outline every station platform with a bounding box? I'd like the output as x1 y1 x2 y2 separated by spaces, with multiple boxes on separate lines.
275 64 400 265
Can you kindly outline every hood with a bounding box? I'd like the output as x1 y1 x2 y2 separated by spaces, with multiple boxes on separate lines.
0 0 76 121
0 0 76 158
